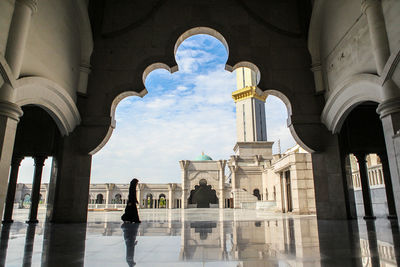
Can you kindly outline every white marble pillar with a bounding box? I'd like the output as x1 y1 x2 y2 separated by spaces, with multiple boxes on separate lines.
137 184 143 209
281 172 287 213
168 183 175 209
229 163 239 209
105 183 114 205
362 0 400 223
179 160 189 209
217 160 226 208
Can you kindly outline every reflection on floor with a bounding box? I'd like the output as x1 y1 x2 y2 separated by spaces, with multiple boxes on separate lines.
0 209 399 266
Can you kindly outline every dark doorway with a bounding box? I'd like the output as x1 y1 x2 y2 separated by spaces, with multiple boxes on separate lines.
96 194 104 204
339 102 396 219
188 179 218 208
146 194 153 208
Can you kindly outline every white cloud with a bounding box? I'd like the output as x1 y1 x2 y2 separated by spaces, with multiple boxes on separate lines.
176 85 188 91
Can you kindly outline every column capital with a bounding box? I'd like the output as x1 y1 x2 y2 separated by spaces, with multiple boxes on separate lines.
310 62 321 72
33 155 47 166
11 155 24 166
16 0 38 13
217 160 226 170
361 0 381 14
353 152 367 163
377 97 400 119
228 165 238 172
179 160 190 170
79 63 91 74
0 101 23 121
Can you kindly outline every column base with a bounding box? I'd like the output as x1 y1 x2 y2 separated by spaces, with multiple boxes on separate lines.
26 219 39 224
2 219 13 224
387 215 397 220
363 216 376 220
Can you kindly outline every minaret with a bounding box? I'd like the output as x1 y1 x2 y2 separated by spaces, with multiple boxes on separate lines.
232 67 267 142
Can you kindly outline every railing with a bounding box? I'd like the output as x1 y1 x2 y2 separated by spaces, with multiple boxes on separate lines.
88 204 126 210
352 164 384 190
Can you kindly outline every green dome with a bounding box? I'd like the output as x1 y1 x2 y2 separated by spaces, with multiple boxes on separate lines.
194 153 212 161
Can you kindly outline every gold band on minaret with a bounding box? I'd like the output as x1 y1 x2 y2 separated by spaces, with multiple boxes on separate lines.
232 86 267 103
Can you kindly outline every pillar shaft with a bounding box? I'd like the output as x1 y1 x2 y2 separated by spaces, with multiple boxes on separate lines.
362 0 390 76
378 153 397 218
281 172 287 213
355 153 375 219
0 100 23 221
2 156 24 223
0 0 35 223
168 186 174 209
5 0 37 80
363 1 400 224
218 161 226 209
27 156 46 223
137 188 142 209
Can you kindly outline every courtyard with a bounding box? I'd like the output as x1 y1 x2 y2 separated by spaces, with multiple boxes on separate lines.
0 209 398 266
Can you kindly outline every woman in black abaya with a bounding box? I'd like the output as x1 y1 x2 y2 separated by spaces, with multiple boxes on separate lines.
121 178 141 223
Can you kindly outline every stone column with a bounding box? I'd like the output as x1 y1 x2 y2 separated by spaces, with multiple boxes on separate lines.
168 183 176 209
229 163 238 209
312 134 348 219
363 0 400 223
281 172 287 213
137 184 143 209
46 133 92 223
27 156 47 223
341 154 357 219
354 153 375 219
105 184 110 205
2 156 24 223
5 0 37 78
179 160 189 209
0 0 36 223
217 160 226 209
378 152 397 219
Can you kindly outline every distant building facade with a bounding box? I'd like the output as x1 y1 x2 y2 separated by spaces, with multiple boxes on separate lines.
14 68 318 214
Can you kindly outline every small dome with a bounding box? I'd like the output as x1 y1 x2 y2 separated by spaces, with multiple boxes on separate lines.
194 152 212 161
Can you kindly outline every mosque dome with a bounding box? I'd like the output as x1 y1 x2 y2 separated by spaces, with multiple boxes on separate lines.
194 152 212 161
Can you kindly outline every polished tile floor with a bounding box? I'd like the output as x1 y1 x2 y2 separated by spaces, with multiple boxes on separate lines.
0 208 399 266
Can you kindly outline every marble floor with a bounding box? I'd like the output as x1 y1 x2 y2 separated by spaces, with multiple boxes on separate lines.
0 209 399 267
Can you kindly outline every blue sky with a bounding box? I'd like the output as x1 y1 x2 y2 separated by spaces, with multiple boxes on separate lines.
17 35 295 184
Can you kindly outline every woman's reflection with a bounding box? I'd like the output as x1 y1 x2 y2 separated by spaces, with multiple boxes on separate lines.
122 223 139 267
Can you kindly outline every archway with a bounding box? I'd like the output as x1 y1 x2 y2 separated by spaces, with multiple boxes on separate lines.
339 102 396 219
159 194 166 208
114 194 122 204
96 194 104 204
2 105 59 223
146 194 153 208
188 179 218 208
